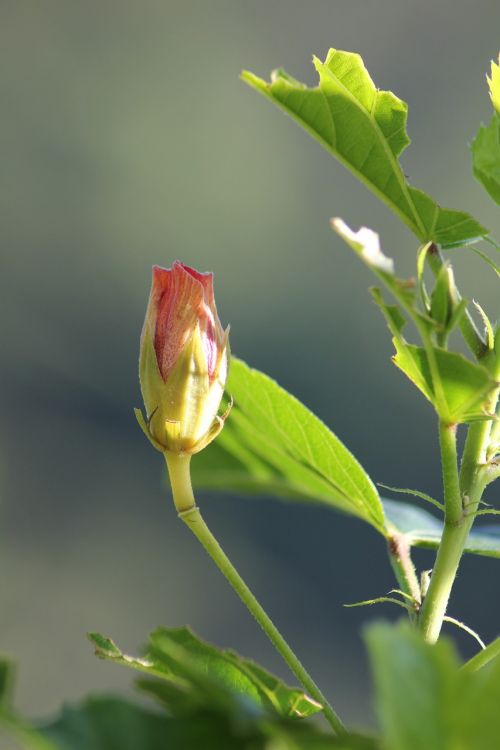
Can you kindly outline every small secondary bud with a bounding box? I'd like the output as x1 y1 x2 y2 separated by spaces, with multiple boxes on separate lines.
137 261 230 454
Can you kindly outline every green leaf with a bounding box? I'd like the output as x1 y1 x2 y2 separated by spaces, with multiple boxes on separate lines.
194 357 385 533
366 622 458 750
383 498 500 559
90 626 322 720
472 114 500 205
0 657 15 712
2 693 377 750
243 49 487 247
332 219 496 423
366 621 500 750
41 698 174 750
392 340 496 423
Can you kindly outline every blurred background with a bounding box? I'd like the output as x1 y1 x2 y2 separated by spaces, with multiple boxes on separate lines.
1 0 499 730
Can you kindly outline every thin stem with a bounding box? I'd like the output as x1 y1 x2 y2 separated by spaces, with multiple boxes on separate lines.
462 636 500 675
387 534 421 614
164 452 345 736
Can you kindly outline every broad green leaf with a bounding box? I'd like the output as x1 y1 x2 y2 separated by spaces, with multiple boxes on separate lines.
90 626 322 719
41 698 173 750
366 621 500 750
383 498 500 558
194 437 500 560
472 114 500 205
1 694 376 750
243 49 487 248
366 622 458 750
194 357 385 532
392 340 496 423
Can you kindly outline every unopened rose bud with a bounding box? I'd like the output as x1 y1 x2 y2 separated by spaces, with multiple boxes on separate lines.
136 261 230 455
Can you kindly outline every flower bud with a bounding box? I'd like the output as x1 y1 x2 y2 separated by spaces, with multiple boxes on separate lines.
136 261 230 454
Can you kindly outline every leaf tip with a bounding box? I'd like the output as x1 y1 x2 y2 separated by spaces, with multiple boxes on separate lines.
88 632 122 659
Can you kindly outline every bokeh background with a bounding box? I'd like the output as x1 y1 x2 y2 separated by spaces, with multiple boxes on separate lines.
1 0 499 730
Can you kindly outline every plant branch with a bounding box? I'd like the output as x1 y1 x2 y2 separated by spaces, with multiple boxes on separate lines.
387 534 421 617
164 452 346 736
418 421 465 643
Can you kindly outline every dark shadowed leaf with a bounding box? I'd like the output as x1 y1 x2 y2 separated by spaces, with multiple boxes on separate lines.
366 621 500 750
366 622 458 750
89 626 322 719
383 498 500 559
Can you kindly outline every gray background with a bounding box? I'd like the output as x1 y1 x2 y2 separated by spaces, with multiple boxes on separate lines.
1 0 499 729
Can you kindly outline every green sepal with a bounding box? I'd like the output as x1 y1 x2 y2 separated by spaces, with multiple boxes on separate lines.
134 408 165 453
430 263 451 329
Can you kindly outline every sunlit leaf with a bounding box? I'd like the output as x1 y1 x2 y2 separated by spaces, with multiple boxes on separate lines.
392 340 496 423
243 49 487 247
194 357 385 532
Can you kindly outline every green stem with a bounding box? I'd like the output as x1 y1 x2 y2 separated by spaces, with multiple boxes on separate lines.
164 452 346 736
439 422 462 525
418 422 465 643
418 517 474 644
419 415 494 643
387 534 421 612
461 636 500 675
